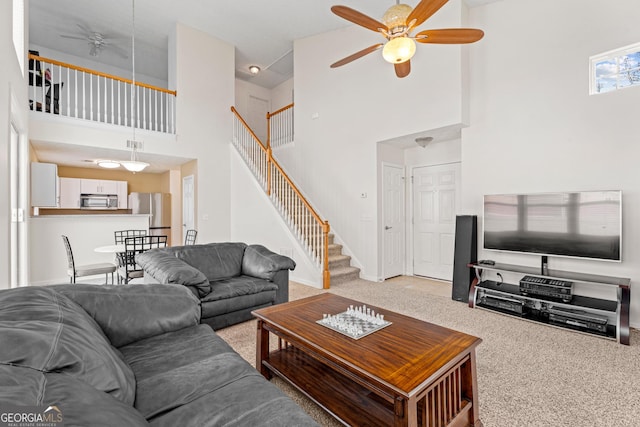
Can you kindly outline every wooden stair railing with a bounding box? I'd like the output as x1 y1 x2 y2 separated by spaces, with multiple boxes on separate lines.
28 53 176 133
231 106 330 289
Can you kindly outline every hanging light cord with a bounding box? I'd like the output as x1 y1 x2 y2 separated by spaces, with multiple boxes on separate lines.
131 0 137 161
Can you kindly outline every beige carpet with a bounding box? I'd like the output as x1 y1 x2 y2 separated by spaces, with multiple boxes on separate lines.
216 277 640 427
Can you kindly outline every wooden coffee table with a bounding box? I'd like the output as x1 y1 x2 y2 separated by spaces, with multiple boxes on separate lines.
253 293 483 427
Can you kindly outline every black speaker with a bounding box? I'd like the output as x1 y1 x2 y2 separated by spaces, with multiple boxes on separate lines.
452 215 477 302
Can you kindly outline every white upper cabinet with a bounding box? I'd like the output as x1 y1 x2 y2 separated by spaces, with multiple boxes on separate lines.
80 179 118 195
58 177 81 208
31 162 58 207
117 181 128 209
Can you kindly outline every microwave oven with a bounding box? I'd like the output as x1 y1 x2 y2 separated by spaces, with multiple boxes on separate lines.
80 194 118 210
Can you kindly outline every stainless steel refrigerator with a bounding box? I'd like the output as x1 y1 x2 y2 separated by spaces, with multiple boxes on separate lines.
129 192 171 245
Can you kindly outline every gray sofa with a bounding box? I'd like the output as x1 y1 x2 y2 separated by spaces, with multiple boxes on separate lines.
136 242 295 330
0 284 318 427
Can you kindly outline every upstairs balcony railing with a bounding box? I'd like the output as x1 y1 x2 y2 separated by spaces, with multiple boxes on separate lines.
267 103 294 148
231 105 331 289
28 53 176 134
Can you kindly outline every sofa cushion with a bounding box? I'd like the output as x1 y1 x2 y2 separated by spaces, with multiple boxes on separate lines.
0 287 135 405
147 375 319 427
120 325 240 419
242 244 296 280
118 325 317 427
56 284 201 348
200 276 278 318
166 242 247 281
0 365 149 427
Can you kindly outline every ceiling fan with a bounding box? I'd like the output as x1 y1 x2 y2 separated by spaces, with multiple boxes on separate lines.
330 0 484 78
60 23 129 58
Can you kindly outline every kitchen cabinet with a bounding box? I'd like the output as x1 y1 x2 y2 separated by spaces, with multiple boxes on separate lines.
117 181 128 209
58 177 81 208
31 162 58 207
80 179 118 195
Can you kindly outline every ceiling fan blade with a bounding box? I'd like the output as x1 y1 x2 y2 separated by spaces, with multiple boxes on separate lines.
407 0 450 28
394 61 411 78
415 28 485 44
330 43 383 68
60 35 88 40
331 5 387 33
76 22 93 35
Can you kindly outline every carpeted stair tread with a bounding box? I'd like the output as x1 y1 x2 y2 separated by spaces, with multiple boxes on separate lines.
328 243 343 256
329 266 360 286
328 254 351 269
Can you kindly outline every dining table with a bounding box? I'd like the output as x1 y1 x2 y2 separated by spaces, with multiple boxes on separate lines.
94 244 126 254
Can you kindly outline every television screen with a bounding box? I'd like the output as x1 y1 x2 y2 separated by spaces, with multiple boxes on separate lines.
483 191 622 261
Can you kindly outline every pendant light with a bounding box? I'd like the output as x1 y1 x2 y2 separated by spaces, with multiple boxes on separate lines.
121 0 149 173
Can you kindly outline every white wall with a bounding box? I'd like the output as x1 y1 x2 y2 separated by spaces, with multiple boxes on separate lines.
271 78 293 111
284 0 468 280
464 0 640 326
170 23 235 243
1 0 30 289
229 149 321 287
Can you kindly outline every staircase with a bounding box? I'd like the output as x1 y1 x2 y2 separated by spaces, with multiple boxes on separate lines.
231 105 360 288
327 234 361 285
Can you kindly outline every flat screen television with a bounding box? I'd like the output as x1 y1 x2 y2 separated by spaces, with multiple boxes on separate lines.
483 190 622 261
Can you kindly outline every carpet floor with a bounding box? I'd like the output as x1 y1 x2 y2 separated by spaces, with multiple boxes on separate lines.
215 276 640 427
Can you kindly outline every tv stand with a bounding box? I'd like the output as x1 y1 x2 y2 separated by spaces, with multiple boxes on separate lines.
467 262 631 345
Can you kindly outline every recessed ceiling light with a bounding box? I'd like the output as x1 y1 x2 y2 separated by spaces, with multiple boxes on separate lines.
248 65 261 75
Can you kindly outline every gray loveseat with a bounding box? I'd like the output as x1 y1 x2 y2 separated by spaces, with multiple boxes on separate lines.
136 242 295 329
0 284 318 427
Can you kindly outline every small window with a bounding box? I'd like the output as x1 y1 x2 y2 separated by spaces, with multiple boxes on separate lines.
590 42 640 94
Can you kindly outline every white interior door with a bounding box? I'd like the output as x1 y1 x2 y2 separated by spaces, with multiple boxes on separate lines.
412 163 461 280
248 95 269 143
182 175 195 241
382 164 405 279
10 124 19 288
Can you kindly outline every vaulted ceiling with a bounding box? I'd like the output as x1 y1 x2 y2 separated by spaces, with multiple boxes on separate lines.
29 0 497 89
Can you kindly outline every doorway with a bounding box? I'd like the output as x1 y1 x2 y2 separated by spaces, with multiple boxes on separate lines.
9 121 27 288
182 175 195 242
411 163 461 281
382 164 405 279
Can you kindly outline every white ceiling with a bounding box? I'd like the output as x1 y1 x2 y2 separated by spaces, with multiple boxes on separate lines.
28 0 496 172
29 0 497 89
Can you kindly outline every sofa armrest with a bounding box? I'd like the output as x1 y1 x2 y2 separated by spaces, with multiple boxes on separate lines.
54 284 200 348
241 244 296 280
136 250 211 297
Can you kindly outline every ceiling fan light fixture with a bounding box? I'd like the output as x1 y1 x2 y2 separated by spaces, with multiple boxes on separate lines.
382 37 416 64
97 160 121 169
382 3 413 31
248 65 261 75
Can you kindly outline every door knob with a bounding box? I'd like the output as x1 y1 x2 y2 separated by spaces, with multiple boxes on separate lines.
385 226 392 230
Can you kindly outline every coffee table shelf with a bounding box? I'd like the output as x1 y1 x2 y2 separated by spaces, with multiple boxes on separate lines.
265 345 395 426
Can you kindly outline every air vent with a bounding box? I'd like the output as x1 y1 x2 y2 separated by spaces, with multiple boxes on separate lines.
126 140 144 150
